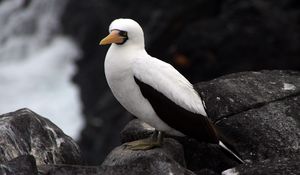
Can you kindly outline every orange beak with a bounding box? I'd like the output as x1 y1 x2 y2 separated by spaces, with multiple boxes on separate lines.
99 30 125 45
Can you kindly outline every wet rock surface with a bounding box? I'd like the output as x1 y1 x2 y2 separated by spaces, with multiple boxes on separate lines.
0 108 81 166
0 108 83 174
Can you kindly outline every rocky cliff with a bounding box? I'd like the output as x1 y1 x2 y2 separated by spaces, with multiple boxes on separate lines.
0 70 299 174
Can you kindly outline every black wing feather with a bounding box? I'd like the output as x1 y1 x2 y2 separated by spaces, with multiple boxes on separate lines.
134 76 219 144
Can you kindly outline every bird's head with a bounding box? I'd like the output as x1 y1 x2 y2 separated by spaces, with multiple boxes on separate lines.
99 18 144 48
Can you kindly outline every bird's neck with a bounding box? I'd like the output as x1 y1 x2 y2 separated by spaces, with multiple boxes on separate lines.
110 42 145 51
105 44 148 73
108 44 147 61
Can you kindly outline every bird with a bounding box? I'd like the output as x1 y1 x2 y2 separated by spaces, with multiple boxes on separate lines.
99 18 244 163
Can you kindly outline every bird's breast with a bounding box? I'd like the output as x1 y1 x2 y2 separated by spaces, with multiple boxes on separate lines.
104 53 146 115
104 58 174 132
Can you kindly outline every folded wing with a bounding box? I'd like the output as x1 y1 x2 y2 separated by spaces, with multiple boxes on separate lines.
133 57 218 143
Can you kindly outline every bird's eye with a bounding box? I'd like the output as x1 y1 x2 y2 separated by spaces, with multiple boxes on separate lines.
119 31 128 37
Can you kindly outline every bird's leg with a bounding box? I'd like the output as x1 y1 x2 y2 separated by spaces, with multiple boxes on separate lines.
125 130 164 150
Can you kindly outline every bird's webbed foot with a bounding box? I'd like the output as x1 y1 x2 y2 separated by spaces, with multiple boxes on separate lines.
124 130 164 150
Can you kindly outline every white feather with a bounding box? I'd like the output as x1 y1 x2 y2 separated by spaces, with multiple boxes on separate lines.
104 44 180 134
219 141 245 164
133 55 207 116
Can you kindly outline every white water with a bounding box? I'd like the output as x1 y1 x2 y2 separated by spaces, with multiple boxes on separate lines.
0 0 84 139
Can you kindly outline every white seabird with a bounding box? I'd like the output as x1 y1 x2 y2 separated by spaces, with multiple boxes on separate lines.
99 18 244 163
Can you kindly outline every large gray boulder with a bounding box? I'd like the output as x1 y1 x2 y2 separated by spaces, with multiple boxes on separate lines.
196 70 300 121
196 70 300 162
0 108 82 173
0 108 82 165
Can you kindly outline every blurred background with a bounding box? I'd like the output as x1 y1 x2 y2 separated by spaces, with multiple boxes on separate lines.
0 0 299 165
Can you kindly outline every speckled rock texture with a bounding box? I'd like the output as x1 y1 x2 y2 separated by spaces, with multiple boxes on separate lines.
196 70 300 121
222 157 300 175
196 70 300 162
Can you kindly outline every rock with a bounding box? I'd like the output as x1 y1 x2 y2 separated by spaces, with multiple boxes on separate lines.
216 95 300 162
120 119 238 173
39 140 194 175
178 137 239 173
120 119 155 143
196 169 219 175
0 155 38 175
195 70 300 121
0 69 298 175
222 157 300 175
0 108 82 166
100 138 195 175
61 0 300 164
195 70 300 162
38 164 101 175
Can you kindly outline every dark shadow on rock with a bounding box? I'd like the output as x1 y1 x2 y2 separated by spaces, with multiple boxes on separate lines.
0 155 38 175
